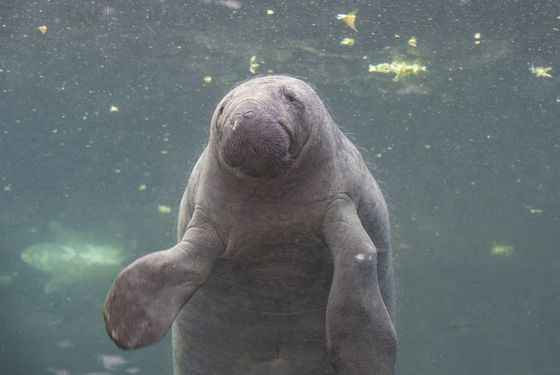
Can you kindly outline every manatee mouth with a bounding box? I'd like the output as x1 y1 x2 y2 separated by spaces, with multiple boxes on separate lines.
219 105 293 177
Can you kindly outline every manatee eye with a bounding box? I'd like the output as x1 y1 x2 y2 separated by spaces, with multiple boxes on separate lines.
280 88 303 109
284 93 297 103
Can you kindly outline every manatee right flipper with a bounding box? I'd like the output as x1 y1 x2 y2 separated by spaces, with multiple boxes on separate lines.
103 211 224 349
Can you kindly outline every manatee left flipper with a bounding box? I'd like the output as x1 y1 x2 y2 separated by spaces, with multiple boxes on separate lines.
321 195 397 374
103 213 224 349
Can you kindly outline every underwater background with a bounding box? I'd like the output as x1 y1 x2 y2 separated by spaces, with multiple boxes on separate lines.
1 0 558 374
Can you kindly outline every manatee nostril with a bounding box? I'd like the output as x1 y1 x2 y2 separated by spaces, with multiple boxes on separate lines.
229 117 240 131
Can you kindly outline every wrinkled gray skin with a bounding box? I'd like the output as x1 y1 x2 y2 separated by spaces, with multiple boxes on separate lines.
104 75 396 375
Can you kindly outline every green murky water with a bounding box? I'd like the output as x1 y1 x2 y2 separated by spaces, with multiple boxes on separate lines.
1 1 558 374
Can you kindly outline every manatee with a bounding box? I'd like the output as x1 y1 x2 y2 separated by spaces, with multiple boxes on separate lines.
103 75 397 374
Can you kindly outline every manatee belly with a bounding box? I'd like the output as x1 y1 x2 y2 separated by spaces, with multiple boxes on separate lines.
172 247 335 375
172 296 335 375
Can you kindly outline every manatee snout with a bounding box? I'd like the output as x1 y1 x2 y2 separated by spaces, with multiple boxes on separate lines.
219 101 292 177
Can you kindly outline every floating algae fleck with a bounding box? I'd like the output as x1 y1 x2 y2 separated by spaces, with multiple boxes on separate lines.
369 60 427 82
529 65 552 78
336 10 358 32
490 244 514 257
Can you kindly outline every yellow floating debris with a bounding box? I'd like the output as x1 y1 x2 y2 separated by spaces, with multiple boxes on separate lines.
38 25 48 34
529 65 552 78
249 55 259 74
336 10 357 32
407 37 417 47
473 32 482 45
369 61 427 82
158 205 172 214
202 75 212 85
369 63 392 73
340 38 355 46
138 184 147 192
490 244 514 257
110 105 119 113
267 9 275 16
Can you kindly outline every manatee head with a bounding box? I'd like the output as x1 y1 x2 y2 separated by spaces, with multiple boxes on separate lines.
211 75 325 177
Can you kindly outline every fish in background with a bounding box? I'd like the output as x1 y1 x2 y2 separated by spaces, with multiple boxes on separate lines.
20 222 125 293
